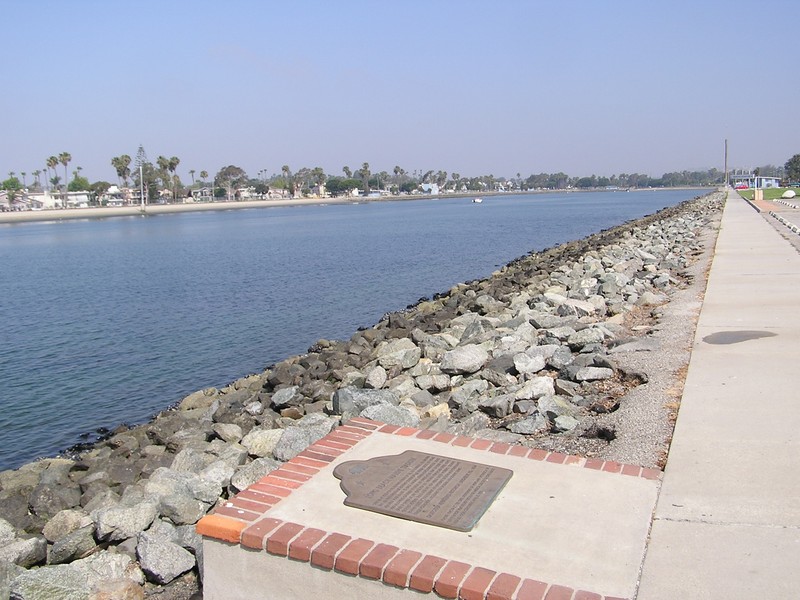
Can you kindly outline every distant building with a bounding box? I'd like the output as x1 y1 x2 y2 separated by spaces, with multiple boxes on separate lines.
730 173 781 189
420 183 440 195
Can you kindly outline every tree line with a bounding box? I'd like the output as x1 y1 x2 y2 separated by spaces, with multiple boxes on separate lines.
3 149 798 206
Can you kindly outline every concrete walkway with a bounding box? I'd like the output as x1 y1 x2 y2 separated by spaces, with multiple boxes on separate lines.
637 190 800 598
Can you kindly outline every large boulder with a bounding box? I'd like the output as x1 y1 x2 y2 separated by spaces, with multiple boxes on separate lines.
331 387 400 418
136 530 196 585
440 345 489 374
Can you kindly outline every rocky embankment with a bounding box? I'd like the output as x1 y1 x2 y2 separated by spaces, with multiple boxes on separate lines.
0 191 725 600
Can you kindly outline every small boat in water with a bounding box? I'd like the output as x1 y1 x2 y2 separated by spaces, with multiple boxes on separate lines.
472 197 483 203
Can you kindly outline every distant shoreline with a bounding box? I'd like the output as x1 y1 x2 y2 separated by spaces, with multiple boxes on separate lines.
0 187 708 225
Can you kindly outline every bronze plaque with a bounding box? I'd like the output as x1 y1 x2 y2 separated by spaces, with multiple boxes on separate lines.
332 450 512 532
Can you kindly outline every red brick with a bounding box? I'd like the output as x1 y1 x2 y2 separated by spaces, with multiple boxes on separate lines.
281 462 320 476
490 442 512 454
236 489 282 506
416 429 437 440
359 543 400 579
347 417 379 429
298 449 335 463
310 532 351 570
574 590 602 600
260 475 302 489
335 425 372 437
289 455 329 469
564 455 584 466
545 452 567 464
379 424 401 433
584 458 604 470
544 584 574 600
470 438 492 451
227 497 271 515
288 527 326 562
240 518 283 550
314 438 352 451
383 549 423 588
306 444 344 458
269 469 312 483
621 464 641 477
323 433 360 447
459 566 497 600
396 427 418 436
508 445 529 458
452 436 473 447
334 538 375 575
213 504 260 521
409 555 448 593
486 572 522 600
640 467 661 480
517 579 548 600
250 482 292 497
602 461 622 474
528 448 548 461
433 561 472 599
196 514 247 544
433 432 456 443
266 522 304 556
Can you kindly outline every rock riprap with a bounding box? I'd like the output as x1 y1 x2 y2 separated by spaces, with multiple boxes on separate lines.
0 191 724 599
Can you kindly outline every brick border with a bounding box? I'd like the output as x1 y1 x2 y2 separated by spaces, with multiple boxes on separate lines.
198 417 657 599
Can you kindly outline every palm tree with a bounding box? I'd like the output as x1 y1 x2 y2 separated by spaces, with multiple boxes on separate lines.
359 162 371 193
168 156 180 199
342 166 352 178
189 169 195 186
47 156 59 193
32 170 41 190
58 152 71 203
200 170 209 199
20 172 26 188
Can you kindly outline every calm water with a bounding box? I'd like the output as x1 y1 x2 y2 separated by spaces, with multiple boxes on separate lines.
0 190 703 470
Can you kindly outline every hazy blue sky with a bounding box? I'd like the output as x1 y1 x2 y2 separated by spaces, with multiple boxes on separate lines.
2 0 798 184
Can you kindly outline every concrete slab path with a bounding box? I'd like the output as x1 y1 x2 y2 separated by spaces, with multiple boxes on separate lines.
637 190 800 599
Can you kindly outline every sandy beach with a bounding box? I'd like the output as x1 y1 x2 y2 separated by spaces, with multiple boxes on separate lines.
0 197 365 224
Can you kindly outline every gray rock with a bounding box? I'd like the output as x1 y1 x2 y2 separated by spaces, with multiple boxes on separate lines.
566 328 606 350
0 535 47 568
513 353 546 375
446 412 491 437
509 413 549 434
42 509 92 543
553 415 579 432
360 404 420 428
364 365 388 389
547 346 575 370
145 467 221 505
440 344 489 374
514 376 556 400
240 427 283 457
271 385 304 408
376 338 421 370
229 457 281 494
272 414 335 462
331 387 400 417
537 394 578 419
0 518 16 544
575 366 615 381
478 394 515 418
137 530 196 585
414 374 450 392
47 525 96 565
0 560 25 600
199 460 235 489
212 422 243 443
92 501 158 542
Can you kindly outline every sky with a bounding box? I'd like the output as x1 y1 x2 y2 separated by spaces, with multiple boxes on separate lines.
2 0 798 185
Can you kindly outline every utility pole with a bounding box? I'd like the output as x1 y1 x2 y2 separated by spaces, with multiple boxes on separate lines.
724 139 729 188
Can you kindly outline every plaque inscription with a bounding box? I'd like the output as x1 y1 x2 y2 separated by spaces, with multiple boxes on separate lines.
332 450 512 532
